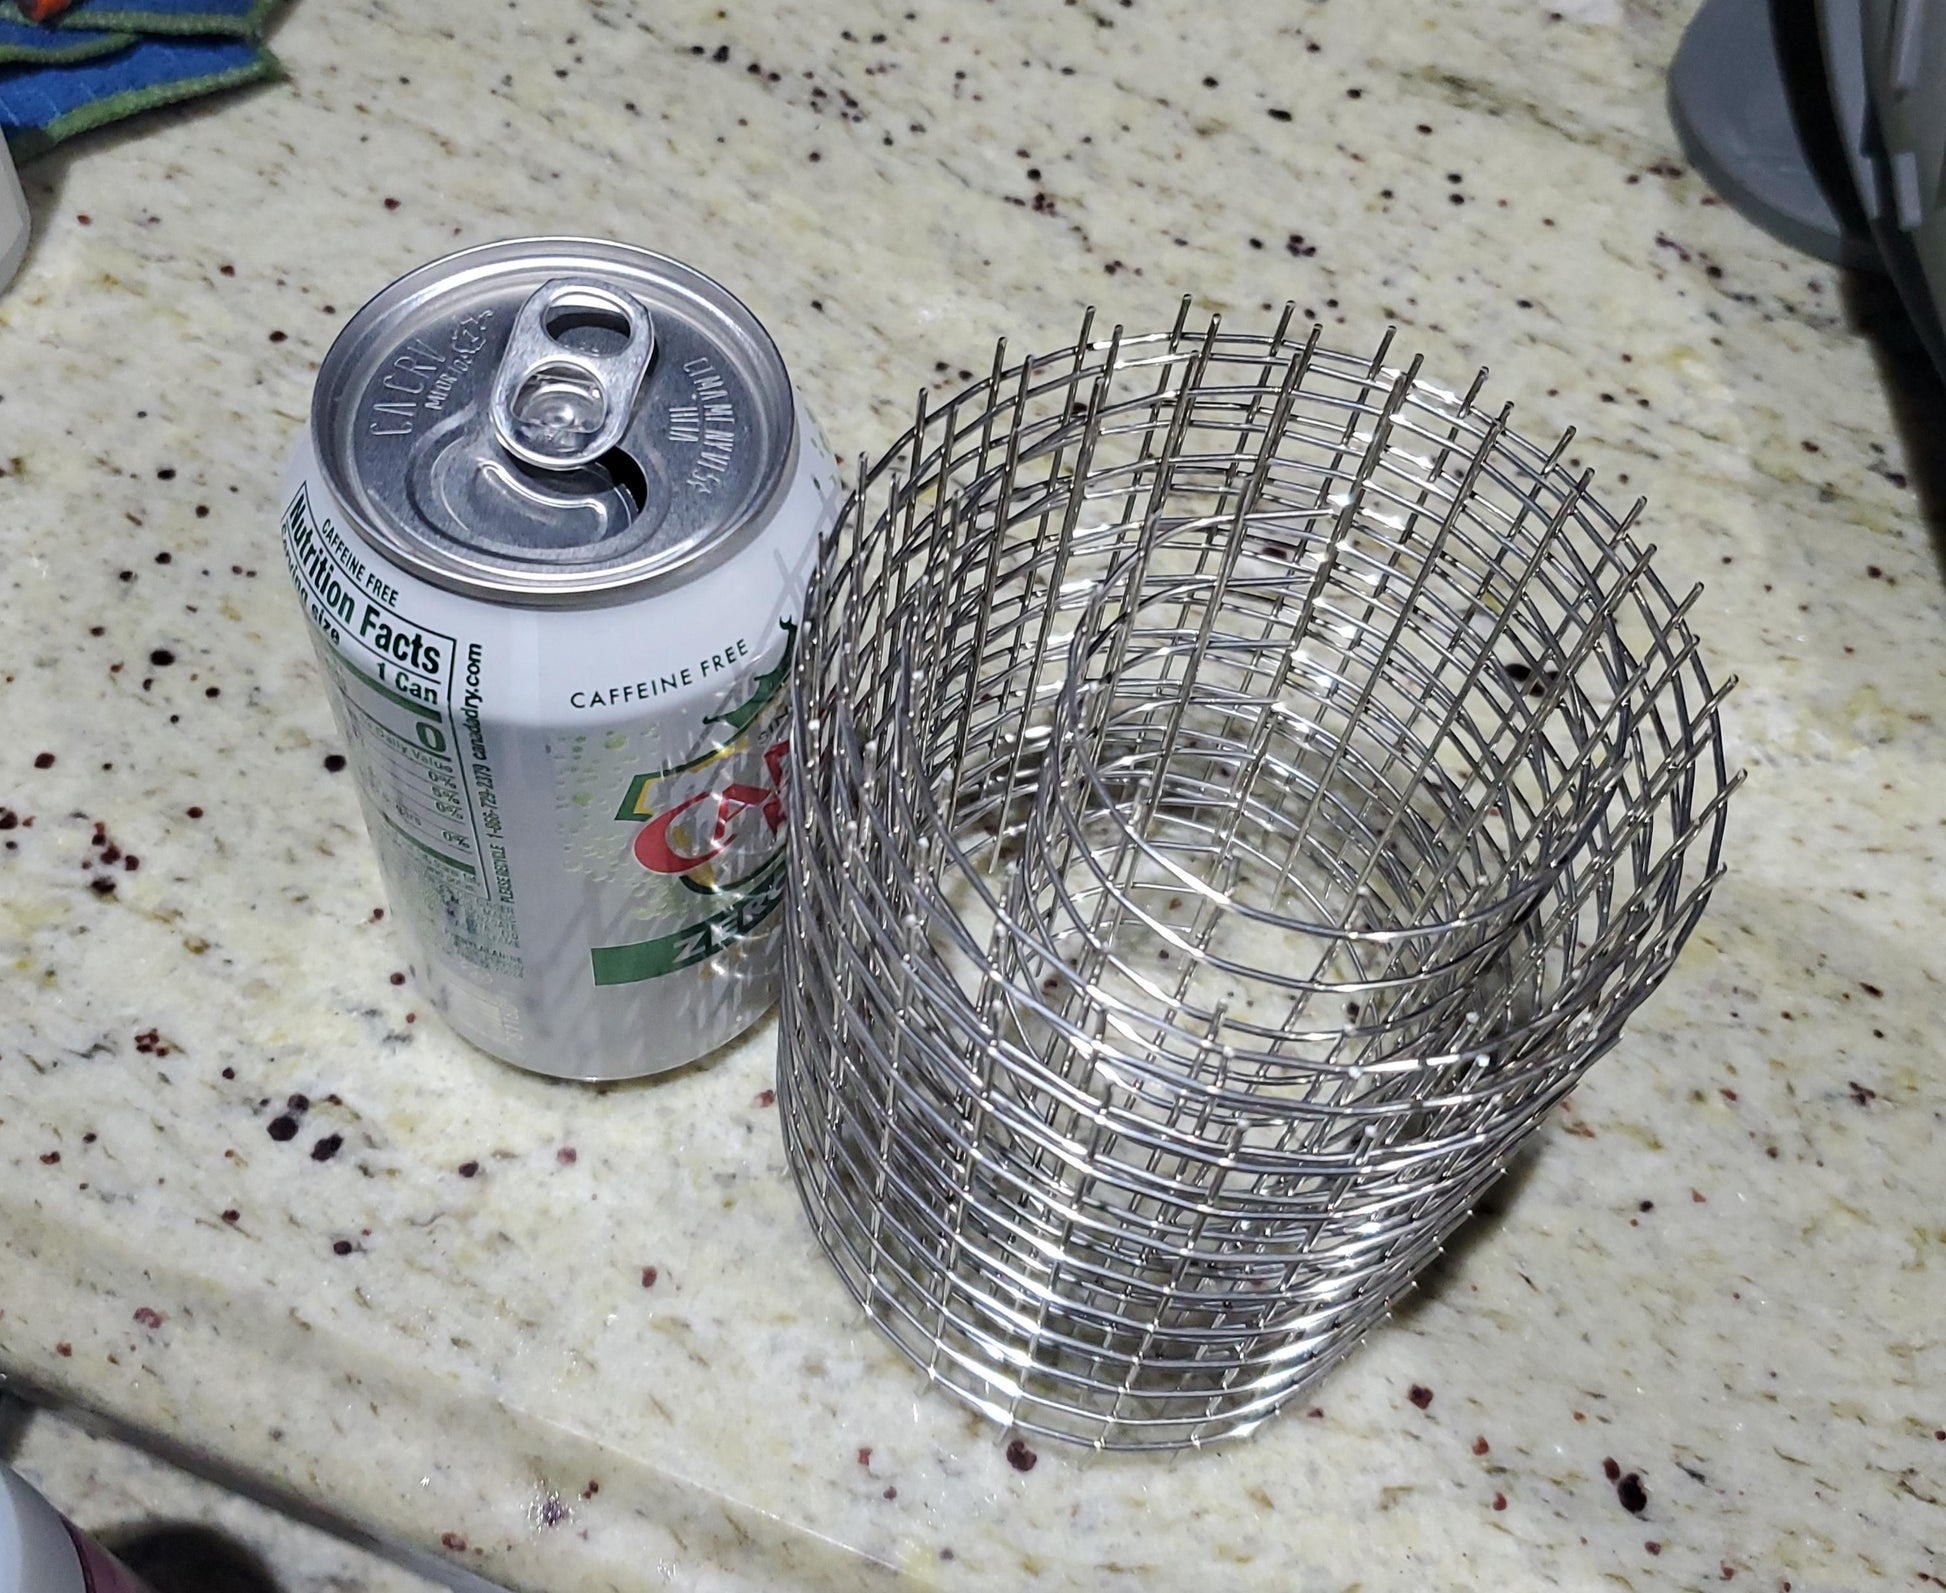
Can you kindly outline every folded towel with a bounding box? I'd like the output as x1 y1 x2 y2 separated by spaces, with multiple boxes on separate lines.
0 17 127 62
0 32 273 157
0 0 276 36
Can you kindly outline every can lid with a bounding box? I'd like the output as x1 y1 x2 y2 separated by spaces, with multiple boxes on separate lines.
312 239 799 604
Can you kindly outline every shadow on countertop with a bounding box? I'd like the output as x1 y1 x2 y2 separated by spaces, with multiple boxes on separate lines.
1841 269 1946 575
0 1397 32 1463
105 1524 282 1593
1385 1130 1549 1328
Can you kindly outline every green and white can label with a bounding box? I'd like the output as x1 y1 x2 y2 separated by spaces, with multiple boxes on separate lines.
280 240 840 1080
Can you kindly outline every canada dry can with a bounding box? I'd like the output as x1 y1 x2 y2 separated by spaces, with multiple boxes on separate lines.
279 238 841 1080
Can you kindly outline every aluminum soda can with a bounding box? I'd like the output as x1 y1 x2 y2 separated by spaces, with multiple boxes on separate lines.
279 238 842 1080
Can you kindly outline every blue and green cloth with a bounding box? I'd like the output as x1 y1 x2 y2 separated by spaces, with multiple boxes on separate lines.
0 0 281 159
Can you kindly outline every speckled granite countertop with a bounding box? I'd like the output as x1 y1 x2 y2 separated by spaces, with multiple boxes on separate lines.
2 1 1942 1588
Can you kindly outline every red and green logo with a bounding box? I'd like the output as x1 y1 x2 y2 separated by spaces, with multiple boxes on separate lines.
589 622 797 987
610 619 795 887
623 738 790 877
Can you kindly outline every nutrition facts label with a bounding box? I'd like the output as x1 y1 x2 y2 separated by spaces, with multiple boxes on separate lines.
282 488 521 975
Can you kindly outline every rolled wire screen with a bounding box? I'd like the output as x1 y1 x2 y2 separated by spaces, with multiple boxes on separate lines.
778 309 1736 1450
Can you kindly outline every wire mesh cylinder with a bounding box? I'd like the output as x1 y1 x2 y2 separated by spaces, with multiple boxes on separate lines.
777 311 1736 1450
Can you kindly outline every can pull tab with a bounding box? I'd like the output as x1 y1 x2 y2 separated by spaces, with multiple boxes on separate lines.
489 278 655 471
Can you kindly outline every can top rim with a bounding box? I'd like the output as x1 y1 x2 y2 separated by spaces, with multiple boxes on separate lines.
311 237 799 605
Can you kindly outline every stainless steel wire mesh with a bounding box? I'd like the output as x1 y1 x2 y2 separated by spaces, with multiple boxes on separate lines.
777 308 1737 1451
